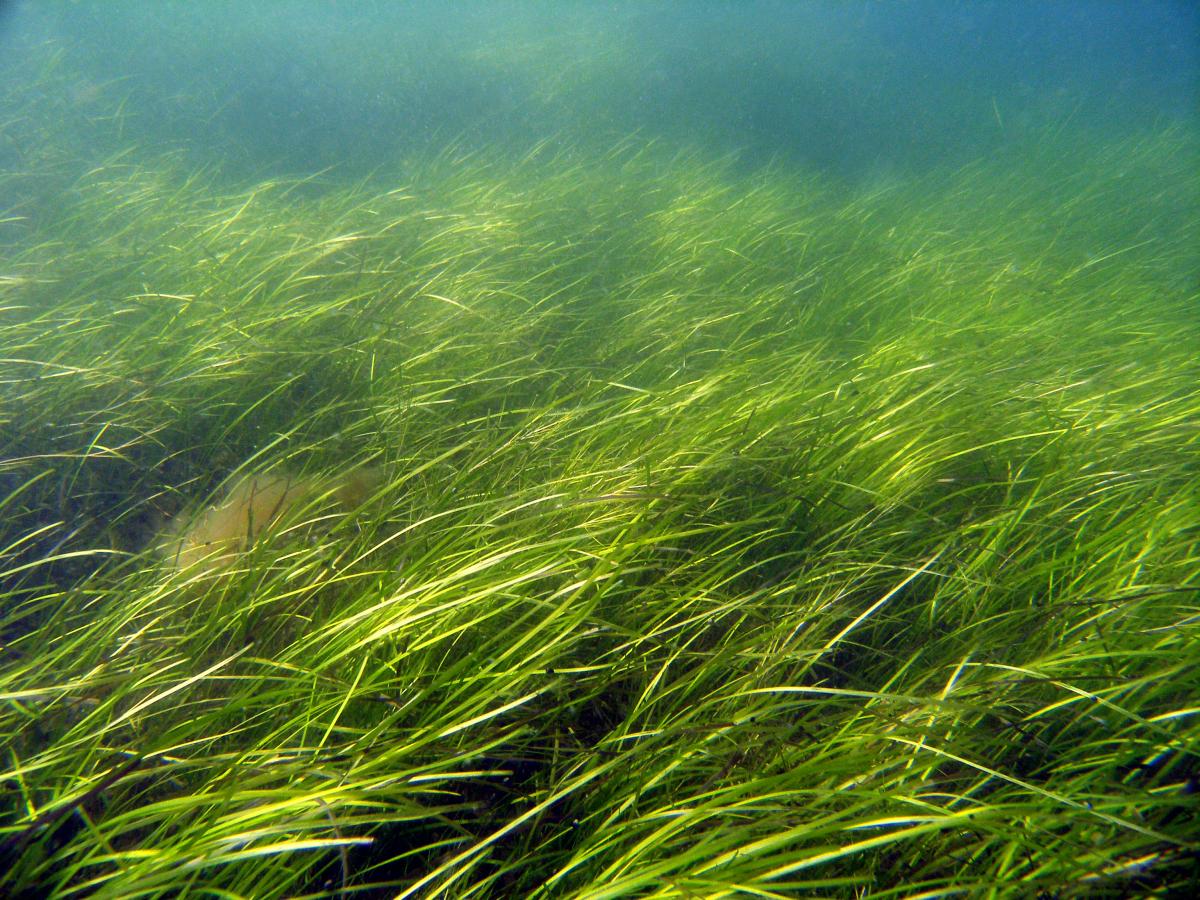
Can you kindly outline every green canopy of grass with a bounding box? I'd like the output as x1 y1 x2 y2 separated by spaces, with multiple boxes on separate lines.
2 73 1198 899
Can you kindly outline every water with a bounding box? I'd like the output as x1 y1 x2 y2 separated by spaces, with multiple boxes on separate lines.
2 0 1195 183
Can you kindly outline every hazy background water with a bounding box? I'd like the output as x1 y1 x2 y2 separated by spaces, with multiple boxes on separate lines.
2 0 1196 185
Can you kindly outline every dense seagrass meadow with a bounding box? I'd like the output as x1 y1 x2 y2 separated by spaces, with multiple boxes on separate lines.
2 48 1200 900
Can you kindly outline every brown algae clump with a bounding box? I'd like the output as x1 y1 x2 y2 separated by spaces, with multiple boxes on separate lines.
164 468 381 572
